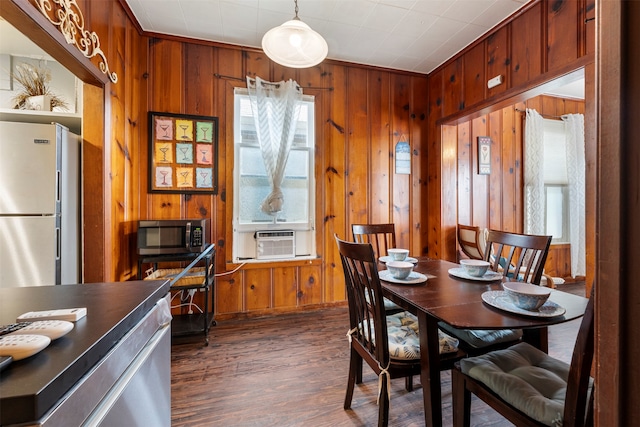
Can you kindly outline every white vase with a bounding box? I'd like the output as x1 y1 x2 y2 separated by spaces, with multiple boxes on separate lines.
25 95 52 111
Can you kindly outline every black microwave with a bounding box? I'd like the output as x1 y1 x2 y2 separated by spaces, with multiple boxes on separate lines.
137 219 209 255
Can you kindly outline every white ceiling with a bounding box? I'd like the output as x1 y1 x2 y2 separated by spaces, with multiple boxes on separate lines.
124 0 531 74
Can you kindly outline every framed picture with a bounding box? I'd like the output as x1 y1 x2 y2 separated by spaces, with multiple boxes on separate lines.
148 111 219 194
477 136 491 175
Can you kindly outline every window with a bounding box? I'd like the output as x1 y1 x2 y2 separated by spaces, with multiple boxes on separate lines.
232 89 316 261
542 119 569 243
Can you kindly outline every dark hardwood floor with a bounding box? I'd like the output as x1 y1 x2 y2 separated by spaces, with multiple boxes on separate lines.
171 282 585 426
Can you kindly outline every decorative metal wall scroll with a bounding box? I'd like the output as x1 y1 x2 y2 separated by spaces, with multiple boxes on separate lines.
33 0 118 83
148 112 219 194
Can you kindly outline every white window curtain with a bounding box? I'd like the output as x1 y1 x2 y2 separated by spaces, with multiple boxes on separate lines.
524 108 545 235
562 113 586 277
246 76 303 217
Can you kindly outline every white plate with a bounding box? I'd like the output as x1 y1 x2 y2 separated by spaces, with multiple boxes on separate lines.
379 256 419 264
481 290 566 318
379 270 428 285
448 267 503 282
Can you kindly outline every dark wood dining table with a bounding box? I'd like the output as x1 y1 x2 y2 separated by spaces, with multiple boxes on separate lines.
380 257 589 427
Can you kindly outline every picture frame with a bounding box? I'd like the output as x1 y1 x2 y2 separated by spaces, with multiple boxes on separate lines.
148 111 219 194
477 136 492 175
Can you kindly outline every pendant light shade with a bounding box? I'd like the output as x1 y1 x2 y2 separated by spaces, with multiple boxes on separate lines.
261 1 328 68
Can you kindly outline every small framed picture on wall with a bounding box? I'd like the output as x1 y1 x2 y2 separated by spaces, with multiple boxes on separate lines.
477 136 492 175
148 111 219 194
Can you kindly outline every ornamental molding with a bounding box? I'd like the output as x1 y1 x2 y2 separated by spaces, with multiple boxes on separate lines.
33 0 118 83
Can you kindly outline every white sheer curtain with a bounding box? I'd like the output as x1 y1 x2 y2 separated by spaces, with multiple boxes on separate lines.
563 113 586 277
247 76 303 217
524 108 545 235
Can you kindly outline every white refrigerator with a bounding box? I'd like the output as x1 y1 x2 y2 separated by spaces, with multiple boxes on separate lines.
0 121 79 287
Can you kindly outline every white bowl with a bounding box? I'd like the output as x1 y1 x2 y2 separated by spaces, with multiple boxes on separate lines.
459 259 490 277
386 261 414 279
387 248 410 261
502 281 551 310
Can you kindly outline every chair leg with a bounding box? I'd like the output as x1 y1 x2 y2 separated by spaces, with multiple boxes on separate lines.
355 355 363 384
452 366 472 427
405 375 414 391
344 348 358 410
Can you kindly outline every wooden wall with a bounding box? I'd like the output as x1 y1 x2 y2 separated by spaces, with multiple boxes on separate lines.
450 94 585 278
7 0 595 316
427 0 595 289
143 43 429 318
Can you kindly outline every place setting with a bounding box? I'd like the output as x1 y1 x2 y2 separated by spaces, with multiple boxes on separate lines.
448 259 503 282
379 248 427 285
378 248 419 264
481 281 566 318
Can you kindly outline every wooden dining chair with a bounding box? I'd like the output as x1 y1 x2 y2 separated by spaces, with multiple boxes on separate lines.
352 223 405 315
483 229 552 286
335 235 463 427
451 288 595 427
457 224 485 260
441 230 552 354
351 223 397 259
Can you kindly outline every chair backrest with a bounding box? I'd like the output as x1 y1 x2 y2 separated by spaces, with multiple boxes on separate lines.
457 224 485 260
483 229 552 285
351 223 397 259
563 287 595 426
335 235 389 366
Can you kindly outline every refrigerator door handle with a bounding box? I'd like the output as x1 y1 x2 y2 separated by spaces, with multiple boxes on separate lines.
56 227 61 261
57 170 61 204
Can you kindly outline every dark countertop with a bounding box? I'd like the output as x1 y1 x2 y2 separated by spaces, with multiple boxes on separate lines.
0 280 170 425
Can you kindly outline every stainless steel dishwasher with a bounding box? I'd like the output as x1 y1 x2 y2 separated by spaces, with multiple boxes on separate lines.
32 295 172 427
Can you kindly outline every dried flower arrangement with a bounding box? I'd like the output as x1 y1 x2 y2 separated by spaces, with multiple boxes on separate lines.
11 62 69 111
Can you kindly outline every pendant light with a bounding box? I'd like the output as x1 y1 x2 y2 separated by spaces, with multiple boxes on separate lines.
261 0 328 68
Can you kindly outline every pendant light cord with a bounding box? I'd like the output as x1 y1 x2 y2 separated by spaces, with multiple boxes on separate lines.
294 0 300 20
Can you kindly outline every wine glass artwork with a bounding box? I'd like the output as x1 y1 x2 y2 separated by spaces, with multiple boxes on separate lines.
176 143 193 164
155 119 173 140
176 119 193 141
149 112 217 194
155 166 172 187
197 122 213 142
155 143 172 163
197 144 212 165
196 168 212 188
176 167 193 188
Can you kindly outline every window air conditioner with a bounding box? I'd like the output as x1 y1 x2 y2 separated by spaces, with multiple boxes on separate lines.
256 230 295 260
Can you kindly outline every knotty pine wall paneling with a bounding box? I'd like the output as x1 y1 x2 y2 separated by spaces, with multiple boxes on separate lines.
546 0 581 72
216 48 245 316
368 71 392 226
463 42 486 110
346 67 370 229
470 116 490 228
456 122 472 230
511 2 543 89
501 106 520 234
390 73 412 249
410 76 429 257
427 69 444 258
323 63 348 306
442 58 463 118
486 25 510 98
